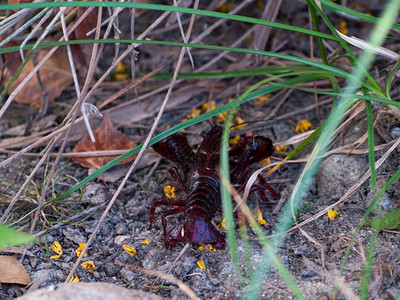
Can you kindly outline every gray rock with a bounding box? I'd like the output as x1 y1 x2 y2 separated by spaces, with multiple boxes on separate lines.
317 154 367 201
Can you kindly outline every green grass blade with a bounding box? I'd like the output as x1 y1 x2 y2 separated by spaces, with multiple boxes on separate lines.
364 90 377 190
306 0 328 65
0 2 337 41
359 230 378 300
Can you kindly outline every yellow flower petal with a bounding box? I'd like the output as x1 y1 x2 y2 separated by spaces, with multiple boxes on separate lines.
327 209 339 221
229 135 241 145
253 94 271 106
198 246 206 251
81 261 95 273
114 62 129 80
339 20 349 35
122 244 137 257
233 117 247 131
76 243 88 258
141 240 150 245
50 241 63 259
164 185 176 199
215 111 227 123
220 218 227 229
259 157 271 167
187 108 201 119
275 145 288 152
200 101 217 112
69 276 80 283
294 119 312 133
197 260 206 271
208 245 216 252
249 209 267 226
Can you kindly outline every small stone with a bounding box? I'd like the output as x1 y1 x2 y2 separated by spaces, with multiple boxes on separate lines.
114 235 130 245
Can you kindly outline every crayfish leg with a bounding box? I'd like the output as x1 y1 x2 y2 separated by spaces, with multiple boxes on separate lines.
257 174 277 200
149 200 185 230
161 207 185 240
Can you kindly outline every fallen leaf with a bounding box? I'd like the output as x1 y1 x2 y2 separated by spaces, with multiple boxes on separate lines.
72 113 136 168
0 255 31 285
4 49 72 106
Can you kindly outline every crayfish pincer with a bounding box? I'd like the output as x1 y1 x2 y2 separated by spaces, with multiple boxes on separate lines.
149 125 277 249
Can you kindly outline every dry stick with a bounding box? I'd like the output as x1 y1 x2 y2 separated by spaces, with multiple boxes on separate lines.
0 2 182 168
1 2 148 166
0 6 95 122
121 263 201 300
0 8 96 171
28 6 105 234
65 1 199 283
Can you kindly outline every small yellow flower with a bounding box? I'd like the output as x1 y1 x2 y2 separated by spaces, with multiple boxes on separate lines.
215 111 227 123
249 209 267 226
164 185 176 199
141 240 150 245
327 209 339 221
253 94 271 106
197 260 206 271
200 101 217 112
69 276 80 283
198 245 216 252
220 218 227 229
233 117 247 131
339 20 349 35
114 62 129 80
275 145 288 152
207 245 216 252
81 261 95 273
294 119 312 133
50 241 63 259
187 108 201 119
229 135 241 145
122 245 137 257
76 243 88 258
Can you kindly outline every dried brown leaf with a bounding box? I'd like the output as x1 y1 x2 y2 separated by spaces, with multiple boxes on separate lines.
0 255 31 285
4 49 72 106
72 113 136 168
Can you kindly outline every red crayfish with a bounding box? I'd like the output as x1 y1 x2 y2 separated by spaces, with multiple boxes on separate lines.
149 125 277 249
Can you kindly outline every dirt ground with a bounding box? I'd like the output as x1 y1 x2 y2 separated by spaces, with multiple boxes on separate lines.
1 0 400 299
